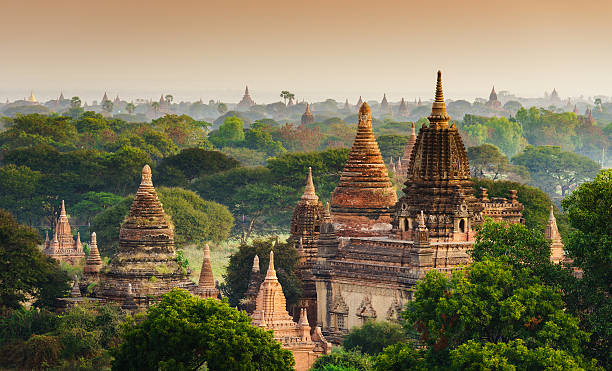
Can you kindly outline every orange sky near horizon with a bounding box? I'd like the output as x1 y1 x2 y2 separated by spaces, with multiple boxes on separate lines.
1 0 611 102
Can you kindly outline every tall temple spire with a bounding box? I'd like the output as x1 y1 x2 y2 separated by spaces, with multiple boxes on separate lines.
301 103 314 125
266 251 277 280
546 205 564 264
428 70 450 129
84 232 103 275
61 200 66 216
301 167 318 202
198 244 215 288
252 254 260 272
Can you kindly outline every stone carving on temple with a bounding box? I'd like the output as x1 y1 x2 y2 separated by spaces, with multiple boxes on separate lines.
43 200 85 264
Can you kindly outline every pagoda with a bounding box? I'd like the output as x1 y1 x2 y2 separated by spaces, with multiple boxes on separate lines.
546 206 564 264
355 96 363 109
83 232 103 276
43 201 85 264
101 92 110 104
251 251 331 371
301 104 315 125
194 244 219 299
330 102 397 236
394 71 483 241
237 86 255 110
398 98 409 117
343 99 350 111
380 94 391 114
96 165 197 307
289 168 323 327
242 255 262 314
486 86 501 109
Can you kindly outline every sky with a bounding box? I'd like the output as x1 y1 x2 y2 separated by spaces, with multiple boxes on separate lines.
1 0 611 103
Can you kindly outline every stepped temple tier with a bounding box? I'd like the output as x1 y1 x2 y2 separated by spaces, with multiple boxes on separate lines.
307 71 527 343
43 201 85 264
96 165 198 307
251 251 331 371
330 102 397 236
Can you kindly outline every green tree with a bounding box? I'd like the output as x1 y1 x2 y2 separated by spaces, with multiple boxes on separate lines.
342 320 406 356
370 343 424 371
222 237 301 308
450 339 600 370
209 116 245 147
311 349 371 371
102 100 113 113
562 170 612 368
512 145 600 197
155 148 240 187
111 289 294 370
0 210 70 310
467 144 528 181
280 90 293 105
376 134 409 160
125 102 136 115
164 94 173 105
0 165 44 226
151 101 160 113
402 259 592 367
217 102 228 114
71 191 124 224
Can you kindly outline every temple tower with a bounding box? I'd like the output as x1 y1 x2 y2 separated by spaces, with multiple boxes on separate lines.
301 104 315 125
43 201 85 264
394 71 483 242
289 167 323 327
487 86 501 109
195 244 219 298
28 91 37 103
398 98 409 117
344 99 350 111
546 206 564 264
380 94 391 114
243 255 262 314
83 232 103 276
330 102 397 236
96 165 197 307
237 86 256 110
355 96 363 109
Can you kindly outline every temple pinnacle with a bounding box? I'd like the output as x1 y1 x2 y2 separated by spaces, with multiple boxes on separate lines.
428 70 450 128
301 167 318 201
141 164 153 186
266 251 277 279
61 200 66 216
252 254 260 272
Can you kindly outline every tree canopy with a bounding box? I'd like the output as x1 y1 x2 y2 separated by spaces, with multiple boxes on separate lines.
111 289 294 371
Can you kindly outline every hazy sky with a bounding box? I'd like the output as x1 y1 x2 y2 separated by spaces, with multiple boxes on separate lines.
1 0 611 103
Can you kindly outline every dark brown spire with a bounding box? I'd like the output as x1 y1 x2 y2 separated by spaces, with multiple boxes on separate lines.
428 71 450 129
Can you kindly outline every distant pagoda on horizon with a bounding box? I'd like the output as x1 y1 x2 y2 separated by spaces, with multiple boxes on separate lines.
43 201 85 264
237 86 256 110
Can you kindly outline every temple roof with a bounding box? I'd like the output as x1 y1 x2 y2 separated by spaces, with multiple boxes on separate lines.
301 167 319 202
330 102 397 217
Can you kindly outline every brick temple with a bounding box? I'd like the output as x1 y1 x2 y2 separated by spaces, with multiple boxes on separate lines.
43 200 85 264
287 71 532 342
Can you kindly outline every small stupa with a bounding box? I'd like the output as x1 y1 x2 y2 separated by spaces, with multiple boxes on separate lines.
194 244 219 299
83 232 103 277
96 165 197 307
545 206 564 264
301 104 314 125
398 122 417 174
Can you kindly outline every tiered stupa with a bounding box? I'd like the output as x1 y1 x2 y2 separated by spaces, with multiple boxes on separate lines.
380 94 391 114
27 91 37 103
330 102 397 236
237 86 256 110
290 168 323 327
398 98 409 117
487 86 501 109
394 71 483 241
301 104 315 125
83 232 103 276
251 252 331 371
43 201 85 264
194 244 219 298
545 206 564 264
344 99 350 111
355 96 363 109
96 165 197 307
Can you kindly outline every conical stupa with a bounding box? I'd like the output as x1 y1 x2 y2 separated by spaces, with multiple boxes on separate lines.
97 165 197 306
330 102 397 236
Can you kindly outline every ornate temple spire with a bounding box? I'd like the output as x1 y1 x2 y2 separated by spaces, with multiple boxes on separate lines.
75 232 82 251
84 232 103 274
61 200 66 216
252 254 260 272
301 103 314 125
428 71 450 129
545 205 560 240
546 205 564 263
28 91 37 103
301 167 318 202
198 244 215 289
102 92 109 103
265 251 277 280
489 86 498 102
355 96 363 108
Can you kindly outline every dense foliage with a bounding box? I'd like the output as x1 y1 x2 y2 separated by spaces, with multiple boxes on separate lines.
111 289 294 370
0 209 70 310
342 320 405 356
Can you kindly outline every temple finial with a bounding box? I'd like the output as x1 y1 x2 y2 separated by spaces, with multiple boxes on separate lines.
266 251 277 279
141 165 153 186
301 167 318 201
252 254 260 272
61 200 66 216
428 71 450 128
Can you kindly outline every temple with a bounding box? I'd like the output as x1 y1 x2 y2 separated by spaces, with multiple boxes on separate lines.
355 96 363 108
398 98 409 117
393 122 417 177
330 102 397 236
486 86 501 109
250 251 331 371
380 94 391 114
237 86 256 110
43 201 86 264
301 104 315 125
96 165 198 307
289 168 324 326
194 244 219 299
306 71 526 343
